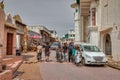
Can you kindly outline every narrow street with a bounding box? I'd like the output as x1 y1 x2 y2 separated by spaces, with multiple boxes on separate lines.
1 0 120 80
40 50 120 80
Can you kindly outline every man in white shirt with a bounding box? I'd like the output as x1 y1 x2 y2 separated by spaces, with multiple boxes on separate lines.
37 43 42 61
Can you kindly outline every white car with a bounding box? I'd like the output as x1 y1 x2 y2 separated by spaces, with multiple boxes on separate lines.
74 42 108 65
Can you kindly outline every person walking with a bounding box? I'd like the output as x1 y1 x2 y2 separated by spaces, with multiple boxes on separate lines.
44 42 50 62
62 43 68 62
36 43 42 62
67 42 74 62
56 44 63 62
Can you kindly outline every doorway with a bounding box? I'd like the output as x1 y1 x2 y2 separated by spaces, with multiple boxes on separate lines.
7 33 13 55
104 34 112 55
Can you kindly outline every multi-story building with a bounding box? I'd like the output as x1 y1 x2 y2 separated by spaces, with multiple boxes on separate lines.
29 25 51 44
68 29 75 42
0 8 16 73
49 30 58 42
62 29 75 44
0 9 16 57
71 0 120 61
14 15 27 53
71 0 81 42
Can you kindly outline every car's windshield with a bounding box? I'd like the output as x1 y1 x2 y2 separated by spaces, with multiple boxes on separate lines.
51 44 58 46
83 45 100 52
51 42 59 46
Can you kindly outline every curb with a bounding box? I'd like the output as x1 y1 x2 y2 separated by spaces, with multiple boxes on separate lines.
107 63 120 70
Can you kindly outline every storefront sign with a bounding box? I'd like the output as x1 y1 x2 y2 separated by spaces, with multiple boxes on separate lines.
29 36 42 39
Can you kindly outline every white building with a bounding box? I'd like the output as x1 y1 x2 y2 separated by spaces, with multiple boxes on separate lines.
74 0 120 61
62 29 75 44
71 0 81 42
68 29 75 41
28 25 41 34
49 30 58 39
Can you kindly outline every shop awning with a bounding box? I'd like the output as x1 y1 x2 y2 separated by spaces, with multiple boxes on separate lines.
29 36 42 39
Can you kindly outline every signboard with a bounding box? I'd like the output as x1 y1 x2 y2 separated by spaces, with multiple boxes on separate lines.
29 36 42 39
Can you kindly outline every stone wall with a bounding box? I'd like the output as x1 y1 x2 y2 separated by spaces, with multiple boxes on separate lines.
0 70 12 80
100 0 120 61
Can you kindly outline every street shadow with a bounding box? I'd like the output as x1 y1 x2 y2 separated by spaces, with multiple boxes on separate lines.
13 70 24 78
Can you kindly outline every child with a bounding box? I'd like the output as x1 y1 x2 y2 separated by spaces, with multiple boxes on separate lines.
37 43 42 61
75 46 81 65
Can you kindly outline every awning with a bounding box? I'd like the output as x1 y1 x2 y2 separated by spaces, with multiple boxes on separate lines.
29 36 42 39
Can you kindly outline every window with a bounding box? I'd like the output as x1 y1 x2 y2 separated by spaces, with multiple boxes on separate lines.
75 9 78 12
91 8 96 26
83 45 100 52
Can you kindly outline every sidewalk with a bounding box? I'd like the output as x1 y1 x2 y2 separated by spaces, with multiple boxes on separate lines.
107 58 120 70
13 52 42 80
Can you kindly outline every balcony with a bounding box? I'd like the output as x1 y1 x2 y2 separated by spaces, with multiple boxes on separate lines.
88 25 98 31
71 0 80 8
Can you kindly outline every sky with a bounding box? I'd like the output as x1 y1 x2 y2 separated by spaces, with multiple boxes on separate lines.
3 0 75 36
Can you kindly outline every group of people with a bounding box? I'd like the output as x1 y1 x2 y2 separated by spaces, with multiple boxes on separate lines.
36 42 50 62
36 41 82 64
56 42 82 64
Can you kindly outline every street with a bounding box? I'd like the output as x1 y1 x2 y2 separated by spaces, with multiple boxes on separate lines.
1 1 120 80
40 50 120 80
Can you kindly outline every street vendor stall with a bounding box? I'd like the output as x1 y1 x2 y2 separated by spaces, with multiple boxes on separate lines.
28 35 42 51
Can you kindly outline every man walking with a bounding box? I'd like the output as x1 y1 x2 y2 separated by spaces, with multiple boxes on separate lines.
44 42 50 62
67 42 74 62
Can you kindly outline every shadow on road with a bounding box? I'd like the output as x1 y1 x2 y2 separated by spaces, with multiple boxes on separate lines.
13 70 24 78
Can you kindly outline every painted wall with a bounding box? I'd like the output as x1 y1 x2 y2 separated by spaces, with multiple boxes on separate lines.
100 0 120 61
16 35 20 49
74 6 80 42
90 31 99 46
4 27 16 57
0 9 5 57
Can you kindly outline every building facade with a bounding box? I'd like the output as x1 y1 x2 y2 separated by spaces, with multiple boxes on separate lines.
62 29 75 44
68 29 75 43
4 13 16 56
71 0 81 42
29 25 52 45
49 30 58 42
0 9 16 58
14 15 27 53
72 0 120 61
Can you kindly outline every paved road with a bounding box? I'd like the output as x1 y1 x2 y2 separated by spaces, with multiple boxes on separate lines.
40 50 120 80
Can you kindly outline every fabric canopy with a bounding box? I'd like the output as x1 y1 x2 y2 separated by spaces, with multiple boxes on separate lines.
29 36 42 39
